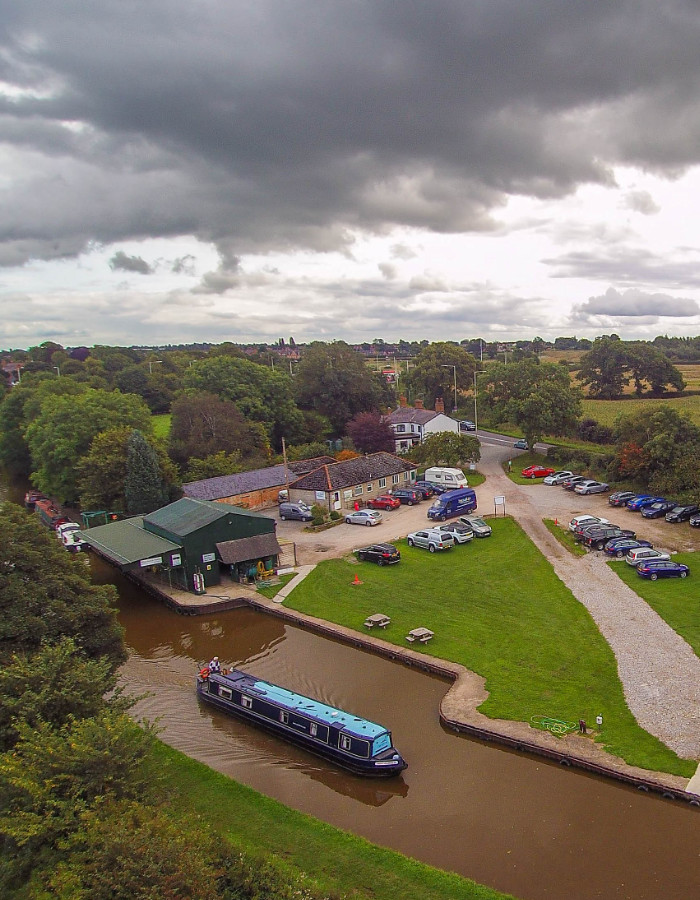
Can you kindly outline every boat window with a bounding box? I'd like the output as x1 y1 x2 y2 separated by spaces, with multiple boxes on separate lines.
280 710 289 724
340 734 352 751
372 732 391 756
310 723 317 736
219 687 232 701
241 695 253 709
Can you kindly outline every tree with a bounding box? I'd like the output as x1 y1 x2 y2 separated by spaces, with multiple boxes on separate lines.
346 411 395 453
577 337 685 398
184 450 243 481
77 426 179 512
408 432 480 468
479 358 582 449
24 389 152 501
0 503 125 665
403 342 476 410
124 430 170 514
293 341 393 434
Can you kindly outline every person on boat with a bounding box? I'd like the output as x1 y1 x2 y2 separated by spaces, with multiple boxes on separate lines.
208 656 221 674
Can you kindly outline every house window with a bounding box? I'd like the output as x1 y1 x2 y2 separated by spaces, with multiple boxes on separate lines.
403 472 408 480
379 477 386 488
366 483 373 493
333 491 340 502
354 485 363 495
396 424 406 433
241 695 253 709
392 474 400 484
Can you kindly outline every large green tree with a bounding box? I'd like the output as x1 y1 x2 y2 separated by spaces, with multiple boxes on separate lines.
124 430 172 515
404 342 477 410
577 337 685 398
408 432 481 467
293 341 393 434
24 389 152 501
480 358 582 448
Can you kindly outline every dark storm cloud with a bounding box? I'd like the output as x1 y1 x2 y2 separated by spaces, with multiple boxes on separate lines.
574 287 700 320
3 1 700 265
109 251 152 274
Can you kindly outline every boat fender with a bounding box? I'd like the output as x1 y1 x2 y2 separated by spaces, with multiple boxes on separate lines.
199 667 210 679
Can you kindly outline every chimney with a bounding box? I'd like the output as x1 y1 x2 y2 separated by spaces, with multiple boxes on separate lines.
399 395 408 408
434 397 444 413
415 399 424 409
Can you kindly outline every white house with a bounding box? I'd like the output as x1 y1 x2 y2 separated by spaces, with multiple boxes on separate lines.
383 398 459 453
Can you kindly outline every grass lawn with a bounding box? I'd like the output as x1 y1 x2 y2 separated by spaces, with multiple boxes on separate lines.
582 396 700 429
543 519 587 557
608 553 700 659
256 572 296 599
158 742 513 900
151 412 172 438
284 518 694 777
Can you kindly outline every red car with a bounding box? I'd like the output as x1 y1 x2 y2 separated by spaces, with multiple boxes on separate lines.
521 465 556 479
367 494 401 510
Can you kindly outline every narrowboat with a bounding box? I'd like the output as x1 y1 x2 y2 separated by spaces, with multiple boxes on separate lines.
196 667 407 777
24 490 46 510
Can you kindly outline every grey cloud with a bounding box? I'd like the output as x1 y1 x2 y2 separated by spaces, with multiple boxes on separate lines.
574 287 700 319
109 251 153 274
408 274 449 292
391 243 418 261
171 254 196 275
545 247 700 287
378 262 397 279
623 191 660 215
2 2 700 264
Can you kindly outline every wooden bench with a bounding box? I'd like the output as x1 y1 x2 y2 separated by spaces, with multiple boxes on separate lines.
364 613 391 629
406 627 434 644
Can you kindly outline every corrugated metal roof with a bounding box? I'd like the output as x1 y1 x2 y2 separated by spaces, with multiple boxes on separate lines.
81 517 181 566
143 497 268 536
215 533 282 564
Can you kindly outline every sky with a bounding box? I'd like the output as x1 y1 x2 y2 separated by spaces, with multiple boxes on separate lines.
3 1 700 350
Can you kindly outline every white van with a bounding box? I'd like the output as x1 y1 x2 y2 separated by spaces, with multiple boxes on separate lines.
423 467 469 490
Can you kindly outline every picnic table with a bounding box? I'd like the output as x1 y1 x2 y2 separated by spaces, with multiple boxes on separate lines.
406 627 434 644
364 613 391 629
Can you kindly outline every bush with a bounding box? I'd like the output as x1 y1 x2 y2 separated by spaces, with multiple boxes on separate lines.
311 516 325 527
329 510 341 521
310 504 327 521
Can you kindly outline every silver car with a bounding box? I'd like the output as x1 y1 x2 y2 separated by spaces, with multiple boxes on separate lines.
406 528 454 552
626 548 671 566
345 509 383 527
574 480 610 495
543 470 574 485
437 522 474 544
457 515 492 537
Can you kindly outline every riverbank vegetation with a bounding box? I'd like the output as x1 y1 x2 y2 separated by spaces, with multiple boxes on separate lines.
284 518 695 778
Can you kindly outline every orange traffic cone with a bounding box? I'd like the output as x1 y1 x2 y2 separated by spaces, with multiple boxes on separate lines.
351 573 363 586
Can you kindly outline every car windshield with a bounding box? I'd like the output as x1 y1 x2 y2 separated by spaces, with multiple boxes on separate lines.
470 518 486 526
429 498 443 509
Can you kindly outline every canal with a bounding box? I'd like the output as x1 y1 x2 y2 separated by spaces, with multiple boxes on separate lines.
96 556 700 900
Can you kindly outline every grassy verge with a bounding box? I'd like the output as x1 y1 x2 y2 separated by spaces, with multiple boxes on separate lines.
607 553 700 659
503 452 553 484
157 742 513 900
284 518 694 777
466 470 486 488
152 412 172 438
543 519 587 557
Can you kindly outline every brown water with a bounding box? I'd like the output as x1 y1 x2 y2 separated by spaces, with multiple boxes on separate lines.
92 557 700 900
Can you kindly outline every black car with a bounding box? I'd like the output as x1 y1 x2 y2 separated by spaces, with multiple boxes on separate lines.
666 504 700 523
608 491 637 507
413 481 437 498
641 500 677 519
391 488 422 505
355 543 401 565
581 526 635 550
690 514 700 528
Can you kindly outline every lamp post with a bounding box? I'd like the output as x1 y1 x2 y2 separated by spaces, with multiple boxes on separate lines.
53 365 61 377
148 360 162 375
441 365 457 413
473 370 479 432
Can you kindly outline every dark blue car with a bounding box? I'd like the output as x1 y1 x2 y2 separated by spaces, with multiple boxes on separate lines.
604 538 653 558
414 480 440 497
637 560 690 580
641 500 676 519
626 494 663 512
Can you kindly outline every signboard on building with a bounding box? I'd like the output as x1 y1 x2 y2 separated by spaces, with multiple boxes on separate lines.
140 556 163 567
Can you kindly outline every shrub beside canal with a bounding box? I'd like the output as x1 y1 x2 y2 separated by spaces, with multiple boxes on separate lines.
283 517 695 778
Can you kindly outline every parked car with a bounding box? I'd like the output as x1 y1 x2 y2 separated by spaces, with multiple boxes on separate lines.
690 514 700 528
626 495 663 512
355 543 400 565
367 494 401 510
459 420 476 432
457 515 492 537
521 465 556 479
406 529 454 552
636 560 690 580
562 475 587 491
437 522 474 544
572 521 618 541
568 514 610 532
543 470 574 485
574 480 610 495
390 488 422 506
426 487 478 521
513 439 529 450
604 538 653 558
580 526 635 550
279 501 313 522
417 480 446 494
641 500 677 519
345 509 383 527
608 491 637 507
412 482 436 499
665 505 700 523
626 548 671 566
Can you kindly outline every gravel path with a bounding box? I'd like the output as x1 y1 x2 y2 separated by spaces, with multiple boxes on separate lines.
478 444 700 759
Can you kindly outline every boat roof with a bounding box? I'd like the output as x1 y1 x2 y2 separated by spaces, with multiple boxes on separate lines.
216 669 389 740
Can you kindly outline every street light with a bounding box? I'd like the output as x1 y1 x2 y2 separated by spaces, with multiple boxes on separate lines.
441 365 457 413
148 360 162 375
53 365 61 377
473 370 479 432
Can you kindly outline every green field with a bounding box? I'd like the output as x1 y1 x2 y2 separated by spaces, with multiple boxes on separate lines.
284 518 694 776
609 553 700 659
151 412 172 438
160 743 513 900
582 396 700 429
